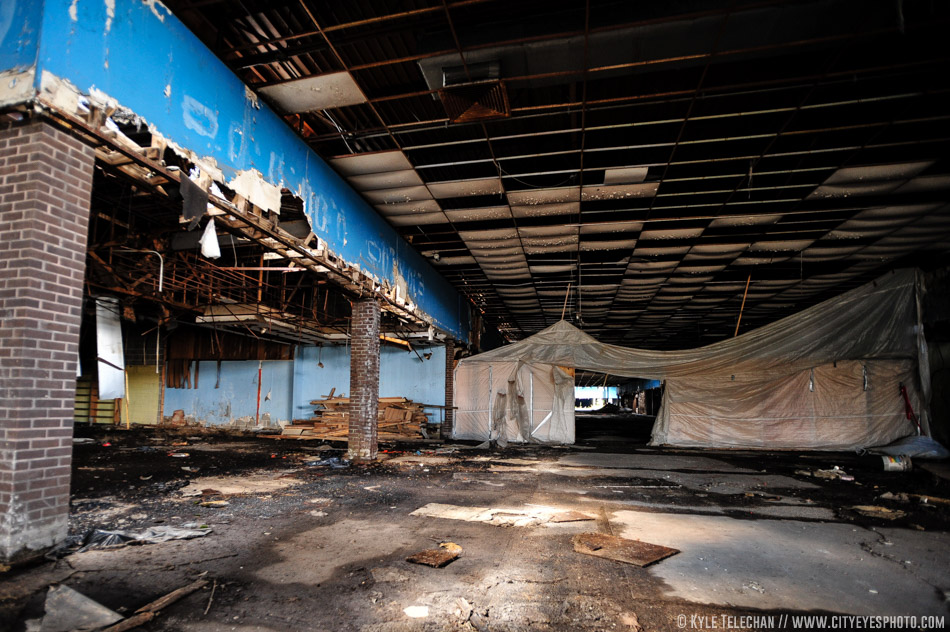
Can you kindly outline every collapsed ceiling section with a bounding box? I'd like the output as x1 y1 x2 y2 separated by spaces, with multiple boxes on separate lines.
167 0 950 347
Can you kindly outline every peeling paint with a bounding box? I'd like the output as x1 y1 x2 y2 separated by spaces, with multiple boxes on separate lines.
104 0 115 32
68 0 80 22
229 168 282 214
0 67 35 107
141 0 171 22
182 94 218 138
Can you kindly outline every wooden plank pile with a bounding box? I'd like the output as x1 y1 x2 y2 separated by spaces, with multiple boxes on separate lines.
277 389 430 441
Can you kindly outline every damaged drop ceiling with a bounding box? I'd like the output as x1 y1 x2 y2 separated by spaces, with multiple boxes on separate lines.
167 0 950 347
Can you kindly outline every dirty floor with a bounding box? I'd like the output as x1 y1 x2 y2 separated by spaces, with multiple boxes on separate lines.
1 415 949 631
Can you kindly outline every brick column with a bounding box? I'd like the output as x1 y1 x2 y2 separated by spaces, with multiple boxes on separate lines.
0 121 94 563
348 298 380 462
444 339 455 437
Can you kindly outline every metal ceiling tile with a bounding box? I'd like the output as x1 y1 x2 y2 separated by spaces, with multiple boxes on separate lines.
348 169 423 191
603 166 650 185
387 212 448 226
257 71 367 112
580 221 642 234
896 174 950 193
444 206 512 222
510 202 580 218
581 239 638 250
428 178 504 198
330 150 413 176
459 228 519 241
363 186 433 204
708 214 782 227
374 199 442 215
506 187 580 205
581 182 659 201
639 227 704 240
823 161 933 185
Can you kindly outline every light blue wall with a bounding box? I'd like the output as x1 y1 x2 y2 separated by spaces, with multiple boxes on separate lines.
162 360 294 426
20 0 468 340
293 344 447 424
162 345 447 427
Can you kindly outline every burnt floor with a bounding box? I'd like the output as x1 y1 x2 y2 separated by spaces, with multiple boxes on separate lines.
1 417 949 631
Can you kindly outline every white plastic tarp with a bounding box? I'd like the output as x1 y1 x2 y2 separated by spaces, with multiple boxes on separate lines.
453 361 575 445
453 269 928 450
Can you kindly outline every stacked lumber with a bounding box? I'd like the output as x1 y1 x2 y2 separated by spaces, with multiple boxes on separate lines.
277 392 430 441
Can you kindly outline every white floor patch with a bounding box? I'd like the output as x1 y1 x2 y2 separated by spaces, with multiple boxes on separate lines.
609 509 950 616
410 502 593 527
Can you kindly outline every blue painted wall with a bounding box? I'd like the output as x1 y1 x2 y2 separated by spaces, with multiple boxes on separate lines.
293 344 448 425
0 0 41 71
23 0 468 340
162 360 294 426
162 345 447 427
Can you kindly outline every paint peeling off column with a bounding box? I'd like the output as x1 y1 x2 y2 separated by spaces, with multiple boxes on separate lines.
229 169 283 214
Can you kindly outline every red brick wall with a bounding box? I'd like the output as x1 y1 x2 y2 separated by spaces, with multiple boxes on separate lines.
444 339 455 436
348 299 380 461
0 120 94 562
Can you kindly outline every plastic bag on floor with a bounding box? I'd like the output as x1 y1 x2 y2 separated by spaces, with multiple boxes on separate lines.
866 435 950 459
305 456 351 468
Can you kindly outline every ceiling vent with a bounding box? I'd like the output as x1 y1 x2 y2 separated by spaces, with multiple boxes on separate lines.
439 80 510 123
438 60 509 123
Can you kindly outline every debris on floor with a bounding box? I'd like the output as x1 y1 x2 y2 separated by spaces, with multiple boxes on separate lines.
406 542 463 567
277 395 430 441
850 505 908 520
572 533 680 567
796 466 855 481
410 502 592 527
179 472 301 497
403 605 429 618
304 456 351 468
26 584 123 632
50 524 212 556
100 578 208 632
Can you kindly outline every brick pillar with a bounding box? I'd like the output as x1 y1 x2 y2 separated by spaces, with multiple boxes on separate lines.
348 298 380 462
444 339 455 437
0 121 94 563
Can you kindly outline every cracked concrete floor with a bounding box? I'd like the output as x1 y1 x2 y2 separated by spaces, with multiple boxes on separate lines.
1 422 949 631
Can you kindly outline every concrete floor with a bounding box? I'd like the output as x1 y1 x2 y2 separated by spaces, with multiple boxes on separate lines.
1 419 948 631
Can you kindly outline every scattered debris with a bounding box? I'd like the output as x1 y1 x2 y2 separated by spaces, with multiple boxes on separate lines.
796 466 854 481
101 579 208 632
168 452 190 458
549 511 596 523
179 473 301 497
411 502 594 527
404 605 429 618
278 395 431 441
620 612 644 631
27 584 123 632
572 533 679 567
199 500 229 508
850 505 907 520
73 437 96 445
49 525 212 556
305 456 351 468
743 581 766 593
406 542 463 568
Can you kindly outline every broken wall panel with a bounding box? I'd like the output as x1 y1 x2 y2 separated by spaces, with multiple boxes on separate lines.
25 0 469 340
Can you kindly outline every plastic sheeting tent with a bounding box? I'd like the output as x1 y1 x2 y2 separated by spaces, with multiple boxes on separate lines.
452 268 931 450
